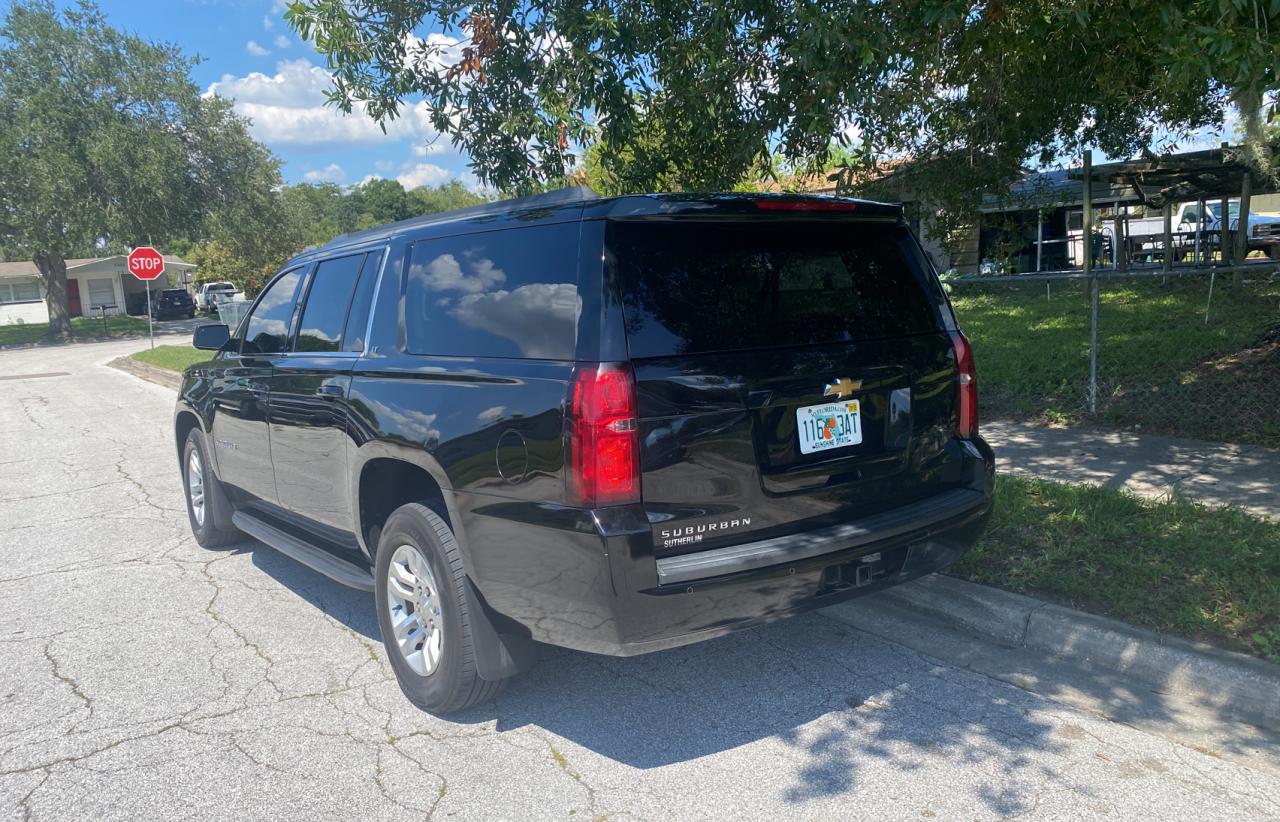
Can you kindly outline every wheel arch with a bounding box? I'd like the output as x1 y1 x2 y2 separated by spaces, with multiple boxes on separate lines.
174 408 203 464
351 442 465 564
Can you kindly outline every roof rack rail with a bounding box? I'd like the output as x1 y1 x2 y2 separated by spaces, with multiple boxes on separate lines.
315 185 601 252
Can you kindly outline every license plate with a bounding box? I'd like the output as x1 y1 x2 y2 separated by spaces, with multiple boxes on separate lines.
797 400 862 455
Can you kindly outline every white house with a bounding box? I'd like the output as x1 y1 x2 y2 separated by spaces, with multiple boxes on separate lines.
0 254 196 326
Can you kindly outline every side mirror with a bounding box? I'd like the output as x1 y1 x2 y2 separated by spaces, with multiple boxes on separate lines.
193 323 231 351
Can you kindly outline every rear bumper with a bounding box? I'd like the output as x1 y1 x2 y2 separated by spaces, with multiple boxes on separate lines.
463 436 995 657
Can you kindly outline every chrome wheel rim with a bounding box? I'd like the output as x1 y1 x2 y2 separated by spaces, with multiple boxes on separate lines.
187 449 205 527
385 544 443 676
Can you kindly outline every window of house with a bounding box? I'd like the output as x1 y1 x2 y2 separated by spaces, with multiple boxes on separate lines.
0 280 40 303
86 278 116 309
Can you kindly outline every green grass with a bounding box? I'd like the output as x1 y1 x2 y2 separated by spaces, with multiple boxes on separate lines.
950 277 1280 445
951 476 1280 662
131 344 207 372
0 314 151 347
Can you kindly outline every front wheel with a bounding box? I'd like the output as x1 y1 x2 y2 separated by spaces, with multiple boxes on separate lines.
375 503 505 713
181 429 239 548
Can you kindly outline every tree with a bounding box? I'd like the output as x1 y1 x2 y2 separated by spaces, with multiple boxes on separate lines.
0 1 282 338
405 179 487 215
288 1 1278 207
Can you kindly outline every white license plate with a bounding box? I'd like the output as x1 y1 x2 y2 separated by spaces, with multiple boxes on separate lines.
796 400 862 455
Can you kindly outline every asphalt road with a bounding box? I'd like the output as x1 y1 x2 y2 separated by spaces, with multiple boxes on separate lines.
1 339 1278 821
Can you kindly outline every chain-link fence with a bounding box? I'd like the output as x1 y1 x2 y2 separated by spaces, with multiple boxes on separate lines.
947 264 1280 447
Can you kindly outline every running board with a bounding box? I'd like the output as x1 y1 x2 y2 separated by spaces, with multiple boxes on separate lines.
232 511 375 592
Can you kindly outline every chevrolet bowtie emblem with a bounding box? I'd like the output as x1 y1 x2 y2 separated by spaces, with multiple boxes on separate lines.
824 378 862 399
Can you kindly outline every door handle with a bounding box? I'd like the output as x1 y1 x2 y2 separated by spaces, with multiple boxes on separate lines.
318 384 345 398
248 382 269 393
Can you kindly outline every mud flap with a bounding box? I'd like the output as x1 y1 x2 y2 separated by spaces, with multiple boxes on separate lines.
465 577 538 681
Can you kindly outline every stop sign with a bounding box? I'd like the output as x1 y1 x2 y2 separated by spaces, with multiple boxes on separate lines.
127 246 165 281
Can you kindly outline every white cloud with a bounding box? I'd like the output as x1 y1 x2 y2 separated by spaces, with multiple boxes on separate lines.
397 162 452 190
412 142 446 157
262 14 273 30
302 163 346 183
414 252 505 294
273 34 291 49
245 40 270 57
373 159 394 172
477 406 506 423
453 284 582 359
206 59 443 148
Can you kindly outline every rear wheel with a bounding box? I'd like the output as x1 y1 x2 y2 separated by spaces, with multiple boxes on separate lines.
182 429 239 548
375 503 505 713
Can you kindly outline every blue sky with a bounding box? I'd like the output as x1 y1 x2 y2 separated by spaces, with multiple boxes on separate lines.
91 0 474 190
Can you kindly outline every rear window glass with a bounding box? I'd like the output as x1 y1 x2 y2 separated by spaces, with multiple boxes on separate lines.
403 223 581 359
609 221 941 357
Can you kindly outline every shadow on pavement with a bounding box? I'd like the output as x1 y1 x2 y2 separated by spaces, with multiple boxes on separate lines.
237 530 1279 810
242 538 1079 813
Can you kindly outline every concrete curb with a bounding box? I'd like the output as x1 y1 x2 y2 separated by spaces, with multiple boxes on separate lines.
825 573 1280 732
107 355 181 391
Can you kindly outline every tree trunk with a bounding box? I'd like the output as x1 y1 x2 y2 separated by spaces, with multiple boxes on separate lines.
34 252 72 340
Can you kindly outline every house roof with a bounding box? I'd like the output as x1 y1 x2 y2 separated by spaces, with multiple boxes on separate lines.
0 254 194 279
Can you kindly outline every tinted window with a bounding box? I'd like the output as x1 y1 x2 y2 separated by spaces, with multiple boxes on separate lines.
296 253 364 352
241 269 303 355
404 223 580 359
341 251 383 352
609 221 941 357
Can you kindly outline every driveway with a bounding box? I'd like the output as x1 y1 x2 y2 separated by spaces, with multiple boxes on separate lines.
1 340 1277 820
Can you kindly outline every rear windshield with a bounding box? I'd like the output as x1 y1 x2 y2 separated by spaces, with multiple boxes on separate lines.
608 221 942 357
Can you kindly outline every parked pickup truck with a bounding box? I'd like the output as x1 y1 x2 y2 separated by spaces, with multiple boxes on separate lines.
174 188 995 713
195 281 239 313
1125 201 1280 255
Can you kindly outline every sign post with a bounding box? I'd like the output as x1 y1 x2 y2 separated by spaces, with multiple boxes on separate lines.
127 246 165 350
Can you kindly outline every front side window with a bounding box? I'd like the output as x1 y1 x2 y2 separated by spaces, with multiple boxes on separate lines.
296 253 364 353
241 269 303 355
403 223 581 359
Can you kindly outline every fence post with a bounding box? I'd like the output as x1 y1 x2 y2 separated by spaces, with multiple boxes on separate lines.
1083 150 1098 413
1162 203 1173 276
1235 169 1251 292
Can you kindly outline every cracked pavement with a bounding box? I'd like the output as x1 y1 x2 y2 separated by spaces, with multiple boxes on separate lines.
1 338 1278 821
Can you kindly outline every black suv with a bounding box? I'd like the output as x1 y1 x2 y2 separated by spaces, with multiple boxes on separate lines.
175 188 994 713
152 288 196 320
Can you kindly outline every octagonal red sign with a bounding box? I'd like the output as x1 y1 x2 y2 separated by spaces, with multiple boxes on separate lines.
127 246 165 281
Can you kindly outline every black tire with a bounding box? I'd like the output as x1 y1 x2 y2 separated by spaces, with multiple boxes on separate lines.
375 503 505 713
181 428 240 549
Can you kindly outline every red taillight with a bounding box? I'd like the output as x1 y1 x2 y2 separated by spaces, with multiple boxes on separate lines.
567 363 640 507
753 198 859 212
949 331 979 438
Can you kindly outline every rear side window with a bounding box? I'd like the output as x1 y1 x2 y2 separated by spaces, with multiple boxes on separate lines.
241 268 303 355
608 221 942 357
341 251 383 352
296 253 364 352
403 223 581 359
